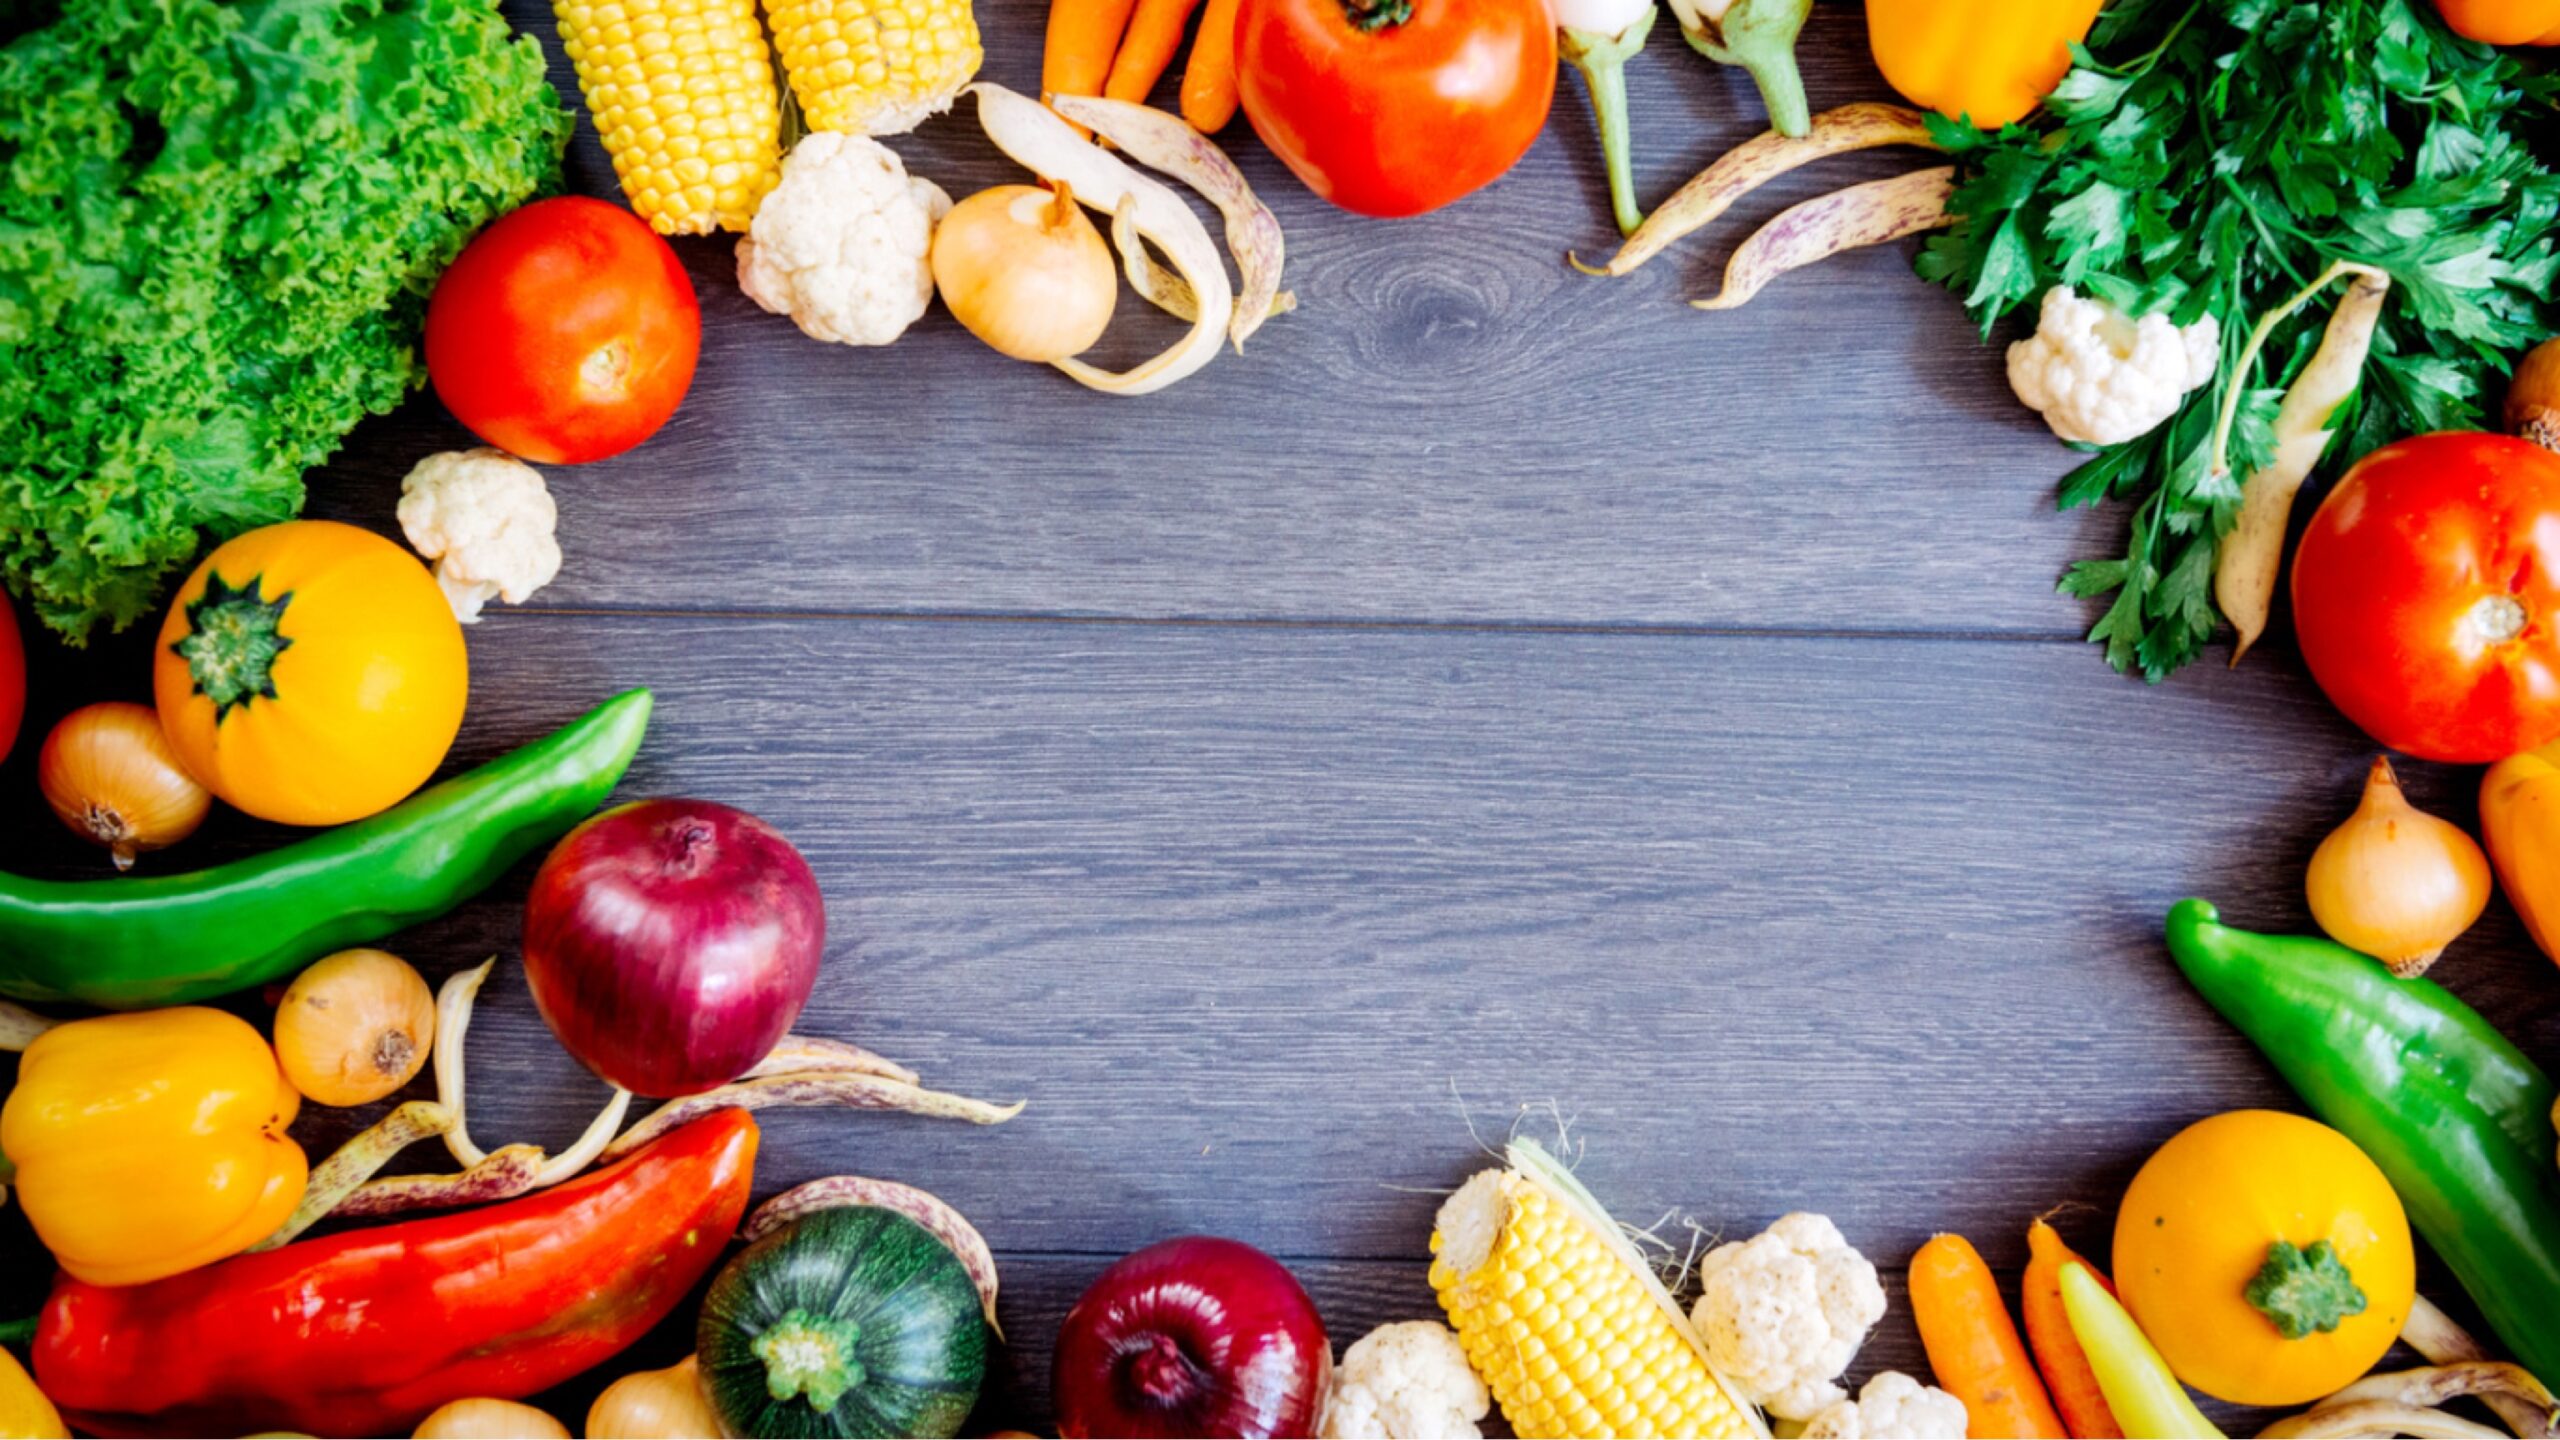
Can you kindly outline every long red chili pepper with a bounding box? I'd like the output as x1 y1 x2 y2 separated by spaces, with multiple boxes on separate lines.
30 1108 758 1438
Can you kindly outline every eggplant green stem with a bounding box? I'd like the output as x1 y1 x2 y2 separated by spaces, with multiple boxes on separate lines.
1675 0 1810 137
1562 8 1657 237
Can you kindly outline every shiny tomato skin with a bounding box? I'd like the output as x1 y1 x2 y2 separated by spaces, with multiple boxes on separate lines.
1236 0 1554 218
426 196 700 464
2292 432 2560 763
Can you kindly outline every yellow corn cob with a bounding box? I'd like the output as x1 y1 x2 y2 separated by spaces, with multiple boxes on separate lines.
1431 1141 1765 1440
552 0 783 234
762 0 981 137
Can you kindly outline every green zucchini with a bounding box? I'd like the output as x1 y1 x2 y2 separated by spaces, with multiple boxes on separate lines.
699 1206 990 1439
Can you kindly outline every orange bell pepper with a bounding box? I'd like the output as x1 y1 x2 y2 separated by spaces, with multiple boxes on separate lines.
0 1007 305 1286
2433 0 2560 44
1864 0 2104 130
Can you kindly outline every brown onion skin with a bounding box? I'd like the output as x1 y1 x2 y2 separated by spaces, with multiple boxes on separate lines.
1053 1236 1330 1440
524 799 824 1097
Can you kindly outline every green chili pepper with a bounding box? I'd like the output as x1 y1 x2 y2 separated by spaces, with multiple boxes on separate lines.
2165 898 2560 1383
0 689 653 1010
2058 1262 2224 1440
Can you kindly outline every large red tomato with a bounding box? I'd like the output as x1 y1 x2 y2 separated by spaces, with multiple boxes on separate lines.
1236 0 1555 218
426 196 700 464
2292 432 2560 763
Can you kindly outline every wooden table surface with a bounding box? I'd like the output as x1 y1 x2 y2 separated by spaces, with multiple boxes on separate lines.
5 2 2558 1433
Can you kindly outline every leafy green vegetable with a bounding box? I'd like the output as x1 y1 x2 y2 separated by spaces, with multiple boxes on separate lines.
0 0 569 642
1919 0 2560 679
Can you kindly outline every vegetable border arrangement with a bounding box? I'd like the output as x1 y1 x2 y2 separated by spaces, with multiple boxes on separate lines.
5 0 2560 1435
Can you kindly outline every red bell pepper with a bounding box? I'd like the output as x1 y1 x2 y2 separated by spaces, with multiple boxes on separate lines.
30 1108 758 1438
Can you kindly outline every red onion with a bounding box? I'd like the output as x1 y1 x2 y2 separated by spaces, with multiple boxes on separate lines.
1053 1236 1331 1440
523 799 824 1097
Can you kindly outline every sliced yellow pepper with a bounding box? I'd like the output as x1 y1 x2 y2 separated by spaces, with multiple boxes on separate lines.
1 1007 306 1286
0 1347 66 1440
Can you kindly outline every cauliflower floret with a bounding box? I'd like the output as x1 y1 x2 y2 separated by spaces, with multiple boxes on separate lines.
738 132 951 347
1800 1372 1969 1440
2007 285 2220 445
396 447 561 623
1319 1321 1490 1440
1689 1212 1888 1420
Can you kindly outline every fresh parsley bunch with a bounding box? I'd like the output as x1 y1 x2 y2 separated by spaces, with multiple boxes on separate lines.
0 0 569 642
1919 0 2560 679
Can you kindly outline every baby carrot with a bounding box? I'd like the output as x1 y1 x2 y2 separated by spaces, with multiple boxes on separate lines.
1178 0 1244 132
2023 1219 2123 1440
1044 0 1141 131
1911 1232 2069 1440
1104 0 1205 103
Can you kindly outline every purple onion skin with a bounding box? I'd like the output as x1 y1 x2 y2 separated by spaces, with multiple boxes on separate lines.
1053 1236 1331 1440
524 798 825 1097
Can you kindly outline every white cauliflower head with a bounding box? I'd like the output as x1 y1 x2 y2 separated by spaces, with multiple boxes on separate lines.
1319 1321 1490 1440
1689 1212 1888 1421
1800 1372 1969 1440
395 447 561 623
2006 285 2220 446
738 132 951 347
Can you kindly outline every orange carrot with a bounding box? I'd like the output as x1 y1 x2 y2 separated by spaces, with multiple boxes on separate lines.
1910 1233 2069 1440
1179 0 1244 132
2022 1219 2123 1440
1104 0 1205 103
1044 0 1142 131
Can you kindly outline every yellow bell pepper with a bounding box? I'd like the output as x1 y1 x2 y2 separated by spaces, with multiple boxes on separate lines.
1865 0 2105 130
2481 739 2560 973
0 1348 66 1440
1 1007 306 1286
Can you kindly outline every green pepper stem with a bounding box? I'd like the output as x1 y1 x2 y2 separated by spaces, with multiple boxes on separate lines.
1679 0 1811 138
0 1316 34 1350
1562 11 1656 236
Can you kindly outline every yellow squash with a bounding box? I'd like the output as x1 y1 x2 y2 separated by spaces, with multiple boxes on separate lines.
0 1348 66 1440
2480 739 2560 972
2113 1110 2413 1408
1 1008 308 1287
1865 0 2104 130
154 520 467 827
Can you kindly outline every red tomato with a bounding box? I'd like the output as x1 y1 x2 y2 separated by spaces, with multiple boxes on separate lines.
426 197 700 464
2292 432 2560 763
1236 0 1554 218
0 590 21 767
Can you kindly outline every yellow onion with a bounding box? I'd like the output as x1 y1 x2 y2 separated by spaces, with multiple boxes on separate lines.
274 949 436 1107
587 1356 729 1439
931 182 1116 363
2307 757 2490 977
38 701 210 870
411 1399 569 1439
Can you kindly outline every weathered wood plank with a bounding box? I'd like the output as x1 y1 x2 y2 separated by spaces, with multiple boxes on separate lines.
0 614 2538 1427
291 2 2116 637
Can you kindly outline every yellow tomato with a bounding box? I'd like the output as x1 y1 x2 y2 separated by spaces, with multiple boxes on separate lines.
2114 1110 2414 1407
0 1346 66 1439
155 521 466 826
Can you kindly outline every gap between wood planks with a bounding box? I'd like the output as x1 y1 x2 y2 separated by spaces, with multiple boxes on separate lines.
489 604 2159 650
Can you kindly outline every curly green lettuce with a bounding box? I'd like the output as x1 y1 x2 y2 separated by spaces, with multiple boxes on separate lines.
0 0 570 641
